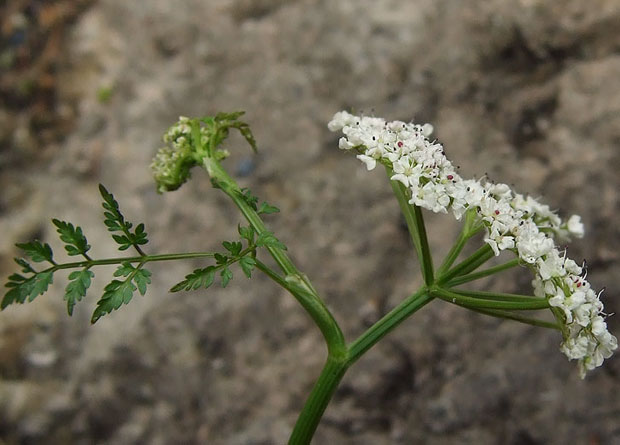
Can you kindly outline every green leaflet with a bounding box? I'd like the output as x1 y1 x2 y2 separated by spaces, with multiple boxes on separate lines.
170 229 260 292
15 240 54 264
223 241 243 256
65 269 94 315
238 224 255 244
99 184 149 251
256 231 287 250
91 263 151 323
239 256 256 278
257 202 280 215
239 188 280 216
240 188 259 210
220 267 233 288
2 271 53 308
170 266 216 292
52 219 91 257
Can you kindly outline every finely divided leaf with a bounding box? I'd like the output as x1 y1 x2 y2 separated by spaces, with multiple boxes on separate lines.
29 272 53 301
170 266 216 292
91 279 136 323
238 225 255 244
14 258 35 274
99 183 128 232
112 262 151 294
240 188 259 210
133 223 148 246
257 202 280 215
16 240 54 263
239 256 256 278
113 262 135 277
134 269 152 296
112 235 133 250
2 272 53 309
214 253 228 265
99 184 149 251
90 263 151 323
223 241 242 256
52 219 91 256
220 267 233 288
256 231 287 250
65 269 94 315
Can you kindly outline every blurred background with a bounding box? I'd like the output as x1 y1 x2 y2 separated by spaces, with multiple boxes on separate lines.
1 0 619 443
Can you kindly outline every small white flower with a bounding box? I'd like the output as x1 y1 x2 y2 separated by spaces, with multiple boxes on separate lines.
567 215 585 238
422 123 434 137
327 111 356 131
356 154 377 171
487 182 513 200
338 137 355 150
516 227 554 264
561 335 589 360
391 157 421 188
536 250 566 280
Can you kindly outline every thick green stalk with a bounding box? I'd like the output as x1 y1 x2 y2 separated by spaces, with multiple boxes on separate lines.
347 287 432 364
288 287 433 444
288 356 349 445
254 260 346 357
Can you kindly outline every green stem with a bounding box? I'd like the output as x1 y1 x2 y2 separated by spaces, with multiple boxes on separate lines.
254 260 346 357
448 288 541 302
431 286 549 310
288 355 349 445
40 251 217 273
437 244 494 285
389 177 421 255
388 173 434 285
347 287 432 365
445 258 520 287
436 209 480 277
203 157 296 275
413 205 434 285
465 306 560 330
289 287 434 444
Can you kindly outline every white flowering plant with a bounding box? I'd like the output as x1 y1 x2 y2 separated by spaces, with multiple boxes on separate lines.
2 111 616 444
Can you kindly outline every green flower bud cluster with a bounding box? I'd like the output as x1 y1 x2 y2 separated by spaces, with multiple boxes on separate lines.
151 117 200 193
151 112 256 193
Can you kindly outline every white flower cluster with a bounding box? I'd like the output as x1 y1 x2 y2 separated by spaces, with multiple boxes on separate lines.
328 110 617 377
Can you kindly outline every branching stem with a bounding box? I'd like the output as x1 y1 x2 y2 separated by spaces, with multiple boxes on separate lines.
38 252 217 274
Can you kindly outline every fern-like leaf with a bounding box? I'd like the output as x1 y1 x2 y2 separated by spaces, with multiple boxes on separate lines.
52 219 91 257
